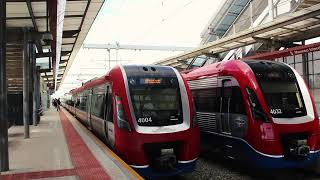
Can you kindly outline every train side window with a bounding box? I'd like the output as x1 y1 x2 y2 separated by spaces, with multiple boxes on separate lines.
91 85 106 119
79 92 88 111
91 91 106 119
192 88 220 113
230 87 246 115
73 94 80 107
221 86 232 113
220 78 246 115
105 86 114 122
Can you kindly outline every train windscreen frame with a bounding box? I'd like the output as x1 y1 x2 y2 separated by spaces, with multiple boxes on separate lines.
245 61 307 118
127 76 184 127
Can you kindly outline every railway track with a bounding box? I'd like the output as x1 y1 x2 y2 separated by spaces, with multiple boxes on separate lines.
173 148 320 180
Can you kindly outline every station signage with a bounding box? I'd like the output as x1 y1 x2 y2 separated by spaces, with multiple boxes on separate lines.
243 42 320 60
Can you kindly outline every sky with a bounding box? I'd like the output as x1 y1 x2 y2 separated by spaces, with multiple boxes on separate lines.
55 0 225 97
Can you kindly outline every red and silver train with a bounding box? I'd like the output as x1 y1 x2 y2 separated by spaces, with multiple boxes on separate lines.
184 60 320 168
63 65 199 177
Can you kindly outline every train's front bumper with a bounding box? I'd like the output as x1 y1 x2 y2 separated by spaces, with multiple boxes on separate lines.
115 127 199 177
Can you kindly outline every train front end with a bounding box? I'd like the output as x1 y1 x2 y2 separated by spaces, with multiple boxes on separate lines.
243 60 320 169
111 65 199 178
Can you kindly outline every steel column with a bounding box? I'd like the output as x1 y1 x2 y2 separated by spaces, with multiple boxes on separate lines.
35 66 40 126
33 47 38 126
0 0 9 172
302 41 309 86
29 43 34 126
23 29 30 139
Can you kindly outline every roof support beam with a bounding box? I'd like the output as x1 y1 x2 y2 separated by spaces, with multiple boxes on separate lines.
83 43 195 51
26 0 43 54
26 0 38 32
6 14 83 20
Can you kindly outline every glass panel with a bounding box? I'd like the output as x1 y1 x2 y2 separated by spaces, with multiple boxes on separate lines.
229 86 246 115
192 86 246 115
106 87 113 122
309 75 314 89
79 95 87 111
189 55 207 68
314 60 320 74
286 56 294 65
295 54 303 63
192 88 220 113
295 62 303 75
91 94 105 119
308 52 313 60
260 81 307 118
313 51 320 60
313 89 320 110
315 74 320 89
129 77 183 126
308 60 314 75
36 57 50 70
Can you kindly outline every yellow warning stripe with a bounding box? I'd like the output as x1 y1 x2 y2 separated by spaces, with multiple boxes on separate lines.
62 108 143 180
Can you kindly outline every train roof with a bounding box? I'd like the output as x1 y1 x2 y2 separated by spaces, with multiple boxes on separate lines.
185 60 289 80
185 60 240 79
70 65 115 94
69 64 175 94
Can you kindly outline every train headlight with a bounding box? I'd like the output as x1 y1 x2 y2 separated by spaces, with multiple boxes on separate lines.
116 96 131 132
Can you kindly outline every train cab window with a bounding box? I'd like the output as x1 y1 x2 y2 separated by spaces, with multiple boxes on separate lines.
246 88 268 121
128 77 183 126
259 81 307 118
244 60 307 118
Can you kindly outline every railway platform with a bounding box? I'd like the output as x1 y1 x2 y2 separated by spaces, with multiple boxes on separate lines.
0 107 142 180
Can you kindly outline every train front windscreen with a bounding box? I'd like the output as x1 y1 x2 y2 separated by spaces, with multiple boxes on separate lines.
245 61 307 118
128 76 183 126
259 80 306 118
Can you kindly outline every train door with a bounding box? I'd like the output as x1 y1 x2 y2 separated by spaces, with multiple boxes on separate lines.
219 79 232 135
87 89 93 130
104 85 115 147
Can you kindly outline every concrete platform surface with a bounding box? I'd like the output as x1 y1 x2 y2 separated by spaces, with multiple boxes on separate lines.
0 108 142 180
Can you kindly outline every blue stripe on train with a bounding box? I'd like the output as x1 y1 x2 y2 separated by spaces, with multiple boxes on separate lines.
203 132 320 169
239 140 320 169
133 161 196 178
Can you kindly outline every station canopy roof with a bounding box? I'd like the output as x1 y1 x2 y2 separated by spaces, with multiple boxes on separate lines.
5 0 104 93
56 0 104 90
155 3 320 69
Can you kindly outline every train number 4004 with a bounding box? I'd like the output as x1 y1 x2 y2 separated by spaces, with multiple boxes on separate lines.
138 117 152 123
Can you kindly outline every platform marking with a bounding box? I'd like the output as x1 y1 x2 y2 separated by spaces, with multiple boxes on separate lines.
59 110 111 180
0 168 77 180
62 108 143 180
